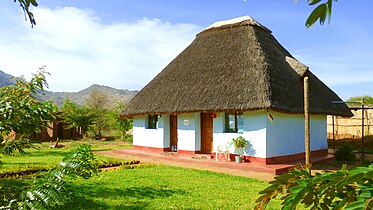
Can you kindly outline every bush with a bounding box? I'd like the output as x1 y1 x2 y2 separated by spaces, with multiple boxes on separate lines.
335 143 356 161
232 136 247 148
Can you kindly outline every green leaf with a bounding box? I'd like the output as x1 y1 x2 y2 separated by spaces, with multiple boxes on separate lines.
306 3 327 28
364 170 373 179
345 173 365 184
327 0 333 20
29 0 38 7
290 185 304 193
308 0 322 5
360 189 372 198
345 201 366 210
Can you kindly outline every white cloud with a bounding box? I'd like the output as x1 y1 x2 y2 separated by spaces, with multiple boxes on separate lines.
0 6 201 91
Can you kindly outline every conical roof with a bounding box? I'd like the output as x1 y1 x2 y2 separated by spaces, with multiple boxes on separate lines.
122 16 352 117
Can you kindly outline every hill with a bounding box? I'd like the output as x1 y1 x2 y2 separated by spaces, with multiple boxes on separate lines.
0 70 137 107
0 70 19 87
37 85 138 107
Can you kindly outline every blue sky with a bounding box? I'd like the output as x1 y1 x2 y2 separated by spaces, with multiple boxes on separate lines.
0 0 372 100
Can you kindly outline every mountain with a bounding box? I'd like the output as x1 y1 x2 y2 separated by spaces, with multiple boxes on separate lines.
0 70 19 87
37 85 138 107
0 70 137 107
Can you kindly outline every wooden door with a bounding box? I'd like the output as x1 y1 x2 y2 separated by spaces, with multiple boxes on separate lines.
170 115 178 151
200 113 213 154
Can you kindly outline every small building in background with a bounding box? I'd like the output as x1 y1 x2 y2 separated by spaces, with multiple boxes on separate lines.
32 118 81 141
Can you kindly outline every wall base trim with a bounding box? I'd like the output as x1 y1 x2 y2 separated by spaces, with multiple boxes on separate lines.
213 149 328 164
134 145 328 165
133 145 169 153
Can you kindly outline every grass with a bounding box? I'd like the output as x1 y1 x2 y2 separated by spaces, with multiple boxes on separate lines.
0 139 282 209
60 166 281 209
0 166 282 209
0 139 132 170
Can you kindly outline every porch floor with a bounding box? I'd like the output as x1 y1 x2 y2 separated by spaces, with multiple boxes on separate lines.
95 148 334 181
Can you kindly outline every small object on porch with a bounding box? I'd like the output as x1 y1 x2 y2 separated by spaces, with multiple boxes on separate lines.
171 144 178 152
235 156 243 163
232 136 248 163
215 146 224 162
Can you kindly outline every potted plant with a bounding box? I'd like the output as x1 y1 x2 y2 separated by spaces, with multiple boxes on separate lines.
232 136 248 163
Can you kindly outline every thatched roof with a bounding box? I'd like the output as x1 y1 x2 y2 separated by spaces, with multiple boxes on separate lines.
122 16 352 118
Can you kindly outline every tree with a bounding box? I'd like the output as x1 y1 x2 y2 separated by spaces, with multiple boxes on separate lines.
0 68 57 155
109 102 133 141
85 88 110 139
61 98 95 137
348 95 373 105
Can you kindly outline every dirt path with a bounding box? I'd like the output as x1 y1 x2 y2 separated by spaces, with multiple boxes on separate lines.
95 150 276 181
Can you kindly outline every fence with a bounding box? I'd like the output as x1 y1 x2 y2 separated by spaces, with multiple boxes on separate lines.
327 108 373 140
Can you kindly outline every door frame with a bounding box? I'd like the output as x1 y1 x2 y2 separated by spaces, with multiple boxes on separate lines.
169 115 178 152
200 113 213 154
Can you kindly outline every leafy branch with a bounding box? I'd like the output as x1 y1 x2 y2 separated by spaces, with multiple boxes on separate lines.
2 144 99 209
256 164 373 209
304 0 338 28
14 0 38 27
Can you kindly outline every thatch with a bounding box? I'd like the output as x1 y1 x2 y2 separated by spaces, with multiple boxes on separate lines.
122 17 352 118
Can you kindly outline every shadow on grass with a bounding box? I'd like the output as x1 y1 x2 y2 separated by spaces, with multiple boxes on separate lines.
26 150 71 157
59 185 187 209
0 179 30 207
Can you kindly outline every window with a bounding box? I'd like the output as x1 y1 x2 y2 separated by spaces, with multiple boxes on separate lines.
224 113 243 133
147 115 158 129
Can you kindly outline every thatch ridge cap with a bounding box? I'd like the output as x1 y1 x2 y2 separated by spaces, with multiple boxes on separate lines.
198 16 271 36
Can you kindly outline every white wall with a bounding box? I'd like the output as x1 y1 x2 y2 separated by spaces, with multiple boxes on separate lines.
133 110 327 158
266 111 327 157
194 113 201 151
243 111 267 158
177 113 198 151
133 116 165 149
163 115 170 148
211 111 267 158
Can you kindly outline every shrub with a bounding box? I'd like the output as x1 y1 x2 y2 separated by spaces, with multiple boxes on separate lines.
232 136 248 148
124 134 133 143
335 143 356 161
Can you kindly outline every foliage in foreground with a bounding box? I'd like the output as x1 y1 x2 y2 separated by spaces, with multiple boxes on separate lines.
1 144 99 209
256 164 373 210
0 69 56 158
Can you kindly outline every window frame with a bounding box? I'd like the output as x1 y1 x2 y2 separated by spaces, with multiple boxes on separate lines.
224 112 243 133
146 115 158 129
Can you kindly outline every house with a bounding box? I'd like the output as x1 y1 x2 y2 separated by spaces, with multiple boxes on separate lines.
32 116 82 141
121 16 352 164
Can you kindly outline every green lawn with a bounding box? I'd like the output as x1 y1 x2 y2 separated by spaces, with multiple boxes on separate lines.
0 140 282 209
61 166 281 209
0 140 132 170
